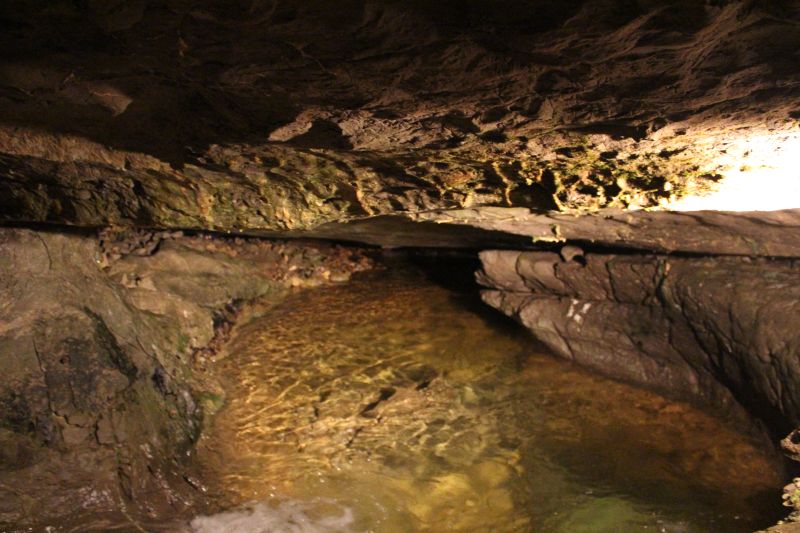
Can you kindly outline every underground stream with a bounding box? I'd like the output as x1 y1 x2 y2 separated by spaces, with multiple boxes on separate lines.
60 249 789 532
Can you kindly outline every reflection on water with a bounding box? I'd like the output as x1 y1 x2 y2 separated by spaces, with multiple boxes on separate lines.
191 265 782 532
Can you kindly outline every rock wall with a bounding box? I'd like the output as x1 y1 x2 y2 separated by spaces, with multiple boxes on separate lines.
414 207 800 257
0 228 372 530
477 249 800 437
1 0 799 232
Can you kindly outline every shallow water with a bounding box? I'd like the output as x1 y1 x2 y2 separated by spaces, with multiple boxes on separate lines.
190 264 783 532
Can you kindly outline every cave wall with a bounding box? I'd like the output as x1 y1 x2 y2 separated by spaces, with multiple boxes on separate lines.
0 227 372 529
1 0 799 232
1 0 799 525
478 249 800 437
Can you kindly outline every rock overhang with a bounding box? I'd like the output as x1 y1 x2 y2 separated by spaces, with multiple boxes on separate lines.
0 0 799 243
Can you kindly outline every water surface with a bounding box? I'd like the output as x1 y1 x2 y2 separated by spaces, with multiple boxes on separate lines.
191 264 782 532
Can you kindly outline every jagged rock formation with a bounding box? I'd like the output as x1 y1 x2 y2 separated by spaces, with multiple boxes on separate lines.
1 0 799 232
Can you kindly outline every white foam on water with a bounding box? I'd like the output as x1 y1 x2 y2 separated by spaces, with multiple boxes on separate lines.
187 499 355 533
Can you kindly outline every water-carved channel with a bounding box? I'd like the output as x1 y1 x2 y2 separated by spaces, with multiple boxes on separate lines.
186 261 782 532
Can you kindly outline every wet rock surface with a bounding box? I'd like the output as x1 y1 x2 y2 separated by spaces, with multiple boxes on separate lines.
477 249 800 438
0 228 372 531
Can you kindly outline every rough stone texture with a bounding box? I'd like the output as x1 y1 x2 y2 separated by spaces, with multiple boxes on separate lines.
477 249 800 437
0 228 372 530
188 206 800 254
1 0 800 528
415 206 800 257
1 0 799 232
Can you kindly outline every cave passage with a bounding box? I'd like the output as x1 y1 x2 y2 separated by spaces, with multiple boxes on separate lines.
3 0 800 530
176 257 783 533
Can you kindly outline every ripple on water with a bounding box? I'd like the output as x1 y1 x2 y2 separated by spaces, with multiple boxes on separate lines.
192 266 784 532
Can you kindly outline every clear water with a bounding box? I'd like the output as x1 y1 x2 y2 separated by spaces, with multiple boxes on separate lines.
189 264 783 532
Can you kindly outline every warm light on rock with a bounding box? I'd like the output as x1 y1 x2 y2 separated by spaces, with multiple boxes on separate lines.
2 0 800 530
668 131 800 212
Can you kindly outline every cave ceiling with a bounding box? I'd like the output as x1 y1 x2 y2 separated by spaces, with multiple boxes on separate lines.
1 0 799 250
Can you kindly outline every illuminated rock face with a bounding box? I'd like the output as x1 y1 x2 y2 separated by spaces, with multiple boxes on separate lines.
0 0 799 232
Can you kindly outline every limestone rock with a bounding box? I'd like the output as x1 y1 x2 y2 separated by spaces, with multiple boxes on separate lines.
477 249 800 438
0 228 372 530
0 1 798 233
